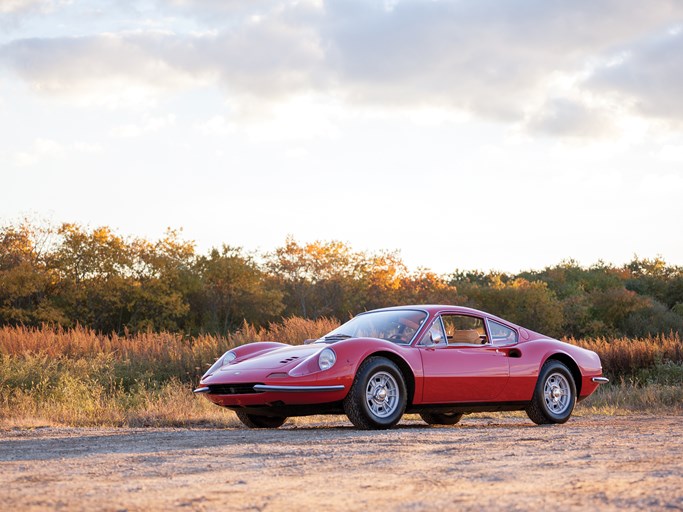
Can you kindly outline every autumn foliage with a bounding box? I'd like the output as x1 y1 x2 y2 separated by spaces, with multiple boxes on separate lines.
1 220 683 338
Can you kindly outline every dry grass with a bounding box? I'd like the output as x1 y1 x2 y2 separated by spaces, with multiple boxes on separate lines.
230 316 339 346
577 383 683 415
570 333 683 378
0 318 338 428
0 321 681 428
0 376 240 429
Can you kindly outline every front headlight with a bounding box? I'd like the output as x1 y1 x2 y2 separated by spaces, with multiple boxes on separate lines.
318 348 336 371
222 351 237 366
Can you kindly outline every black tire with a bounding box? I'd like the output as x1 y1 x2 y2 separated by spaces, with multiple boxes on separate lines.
526 360 577 425
235 411 287 429
343 356 407 430
419 411 464 426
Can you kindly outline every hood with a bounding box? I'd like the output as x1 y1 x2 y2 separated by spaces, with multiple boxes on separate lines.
221 344 322 371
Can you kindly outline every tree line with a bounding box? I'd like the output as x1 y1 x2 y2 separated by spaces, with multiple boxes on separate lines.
1 220 682 338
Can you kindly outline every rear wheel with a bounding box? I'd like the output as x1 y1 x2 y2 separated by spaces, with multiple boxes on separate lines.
235 411 287 429
526 360 576 425
344 357 407 430
419 411 463 426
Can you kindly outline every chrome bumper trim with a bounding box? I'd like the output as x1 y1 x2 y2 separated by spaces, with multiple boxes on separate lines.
253 384 345 393
193 387 210 394
591 377 609 384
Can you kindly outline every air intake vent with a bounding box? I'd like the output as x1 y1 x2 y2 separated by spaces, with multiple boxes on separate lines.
279 356 301 364
207 383 264 395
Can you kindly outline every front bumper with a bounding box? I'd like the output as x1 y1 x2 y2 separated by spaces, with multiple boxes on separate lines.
193 384 345 394
194 368 351 407
253 384 345 392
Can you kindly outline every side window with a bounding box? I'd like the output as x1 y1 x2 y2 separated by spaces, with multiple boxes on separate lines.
488 319 518 345
418 318 447 346
441 315 487 345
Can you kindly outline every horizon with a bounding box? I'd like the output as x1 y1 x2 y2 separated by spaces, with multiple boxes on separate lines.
2 215 675 277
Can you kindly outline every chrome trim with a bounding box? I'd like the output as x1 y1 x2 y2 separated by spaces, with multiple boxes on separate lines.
591 377 609 384
485 317 519 346
252 384 345 393
193 387 210 394
417 316 447 347
428 313 496 347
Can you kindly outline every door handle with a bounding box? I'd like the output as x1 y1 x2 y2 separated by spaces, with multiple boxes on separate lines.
499 348 522 358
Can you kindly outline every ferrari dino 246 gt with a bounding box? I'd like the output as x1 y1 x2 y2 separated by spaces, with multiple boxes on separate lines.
195 305 608 429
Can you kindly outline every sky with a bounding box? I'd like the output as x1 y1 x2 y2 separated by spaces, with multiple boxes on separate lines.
1 0 682 274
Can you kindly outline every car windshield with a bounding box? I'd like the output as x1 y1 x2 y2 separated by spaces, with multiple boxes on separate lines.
318 310 428 345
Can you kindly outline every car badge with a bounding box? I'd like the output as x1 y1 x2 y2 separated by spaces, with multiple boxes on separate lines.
234 371 241 375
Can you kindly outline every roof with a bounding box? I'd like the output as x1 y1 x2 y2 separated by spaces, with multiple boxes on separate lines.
364 304 520 328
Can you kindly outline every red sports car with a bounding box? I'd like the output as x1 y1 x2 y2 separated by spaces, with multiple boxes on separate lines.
195 305 608 429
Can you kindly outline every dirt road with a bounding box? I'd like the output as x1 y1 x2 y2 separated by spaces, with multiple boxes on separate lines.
1 415 682 511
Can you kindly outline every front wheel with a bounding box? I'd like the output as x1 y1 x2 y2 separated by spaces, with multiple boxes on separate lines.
344 357 407 430
235 411 287 429
526 360 577 425
419 411 463 426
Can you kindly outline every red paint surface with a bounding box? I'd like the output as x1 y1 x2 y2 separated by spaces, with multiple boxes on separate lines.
199 305 606 410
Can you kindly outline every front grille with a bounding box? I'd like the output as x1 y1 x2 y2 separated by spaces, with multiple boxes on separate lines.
208 383 264 395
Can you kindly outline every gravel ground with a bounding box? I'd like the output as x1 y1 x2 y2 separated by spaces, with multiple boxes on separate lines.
1 415 682 511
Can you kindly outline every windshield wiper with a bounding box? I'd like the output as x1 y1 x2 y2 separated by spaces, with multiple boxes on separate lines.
324 333 353 340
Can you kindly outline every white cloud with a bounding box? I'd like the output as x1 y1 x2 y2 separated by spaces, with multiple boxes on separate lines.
9 137 101 166
524 98 615 138
0 16 325 104
0 0 72 31
321 0 683 119
587 27 683 124
110 113 176 137
1 0 683 135
195 115 235 136
0 32 206 103
0 0 68 15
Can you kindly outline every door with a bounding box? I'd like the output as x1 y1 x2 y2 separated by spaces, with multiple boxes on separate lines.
419 314 509 403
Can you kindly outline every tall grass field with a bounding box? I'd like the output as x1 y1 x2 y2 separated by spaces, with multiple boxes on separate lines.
0 319 681 427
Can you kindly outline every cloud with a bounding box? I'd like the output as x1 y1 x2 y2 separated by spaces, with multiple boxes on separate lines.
0 32 202 95
110 114 176 137
0 0 64 15
1 0 683 134
0 0 71 30
8 137 101 167
586 27 683 123
161 0 283 19
321 0 683 118
0 17 325 103
524 98 615 138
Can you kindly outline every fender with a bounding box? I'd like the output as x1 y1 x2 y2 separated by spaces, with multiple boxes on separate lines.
331 338 423 402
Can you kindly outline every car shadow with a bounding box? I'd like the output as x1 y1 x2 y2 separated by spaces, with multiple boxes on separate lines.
1 419 539 462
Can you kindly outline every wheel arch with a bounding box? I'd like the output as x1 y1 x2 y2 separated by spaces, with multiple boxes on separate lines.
360 351 416 407
544 352 582 396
